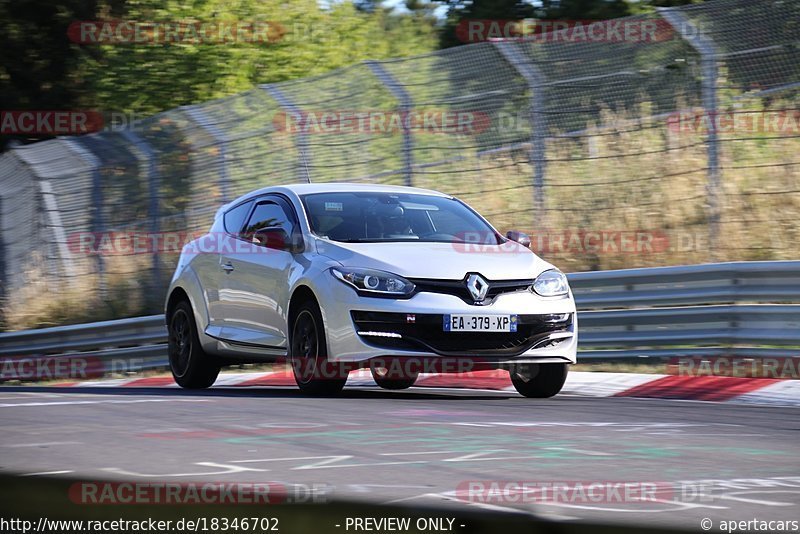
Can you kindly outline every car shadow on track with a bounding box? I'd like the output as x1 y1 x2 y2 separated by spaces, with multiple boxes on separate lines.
0 384 520 401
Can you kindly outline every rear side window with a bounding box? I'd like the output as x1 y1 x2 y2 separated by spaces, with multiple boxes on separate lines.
223 201 253 235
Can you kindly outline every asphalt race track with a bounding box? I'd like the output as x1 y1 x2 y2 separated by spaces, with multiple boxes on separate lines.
1 384 798 531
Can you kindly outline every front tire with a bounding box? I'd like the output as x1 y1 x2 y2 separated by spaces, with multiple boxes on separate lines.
168 300 220 389
509 363 568 398
290 300 347 395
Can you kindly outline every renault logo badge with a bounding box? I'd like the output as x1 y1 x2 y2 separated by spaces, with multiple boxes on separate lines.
466 274 489 303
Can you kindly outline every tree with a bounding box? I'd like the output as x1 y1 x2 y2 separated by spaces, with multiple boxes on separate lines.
439 0 538 49
0 0 440 152
535 0 632 20
0 0 106 150
78 0 438 113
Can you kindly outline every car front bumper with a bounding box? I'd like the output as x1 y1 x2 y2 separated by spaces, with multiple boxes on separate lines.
315 276 577 366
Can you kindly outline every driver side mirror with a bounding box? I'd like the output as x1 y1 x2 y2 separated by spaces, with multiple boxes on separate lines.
252 227 304 253
506 230 531 248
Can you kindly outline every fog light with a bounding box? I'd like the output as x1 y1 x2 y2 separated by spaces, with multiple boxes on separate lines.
543 313 570 323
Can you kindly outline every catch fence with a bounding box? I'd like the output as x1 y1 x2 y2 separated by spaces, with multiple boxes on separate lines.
0 0 798 328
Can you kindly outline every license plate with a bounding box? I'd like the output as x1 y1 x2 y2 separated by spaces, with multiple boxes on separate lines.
443 314 517 332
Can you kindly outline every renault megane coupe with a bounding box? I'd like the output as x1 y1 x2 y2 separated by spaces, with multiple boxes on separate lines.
165 183 577 397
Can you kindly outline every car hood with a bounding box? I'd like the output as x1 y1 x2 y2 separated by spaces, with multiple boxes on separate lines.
314 238 553 280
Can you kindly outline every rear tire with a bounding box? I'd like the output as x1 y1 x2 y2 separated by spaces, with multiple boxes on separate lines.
509 363 568 398
371 366 419 390
168 300 220 389
290 300 347 395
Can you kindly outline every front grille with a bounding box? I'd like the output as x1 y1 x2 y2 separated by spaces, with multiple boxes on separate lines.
409 277 534 305
352 311 571 357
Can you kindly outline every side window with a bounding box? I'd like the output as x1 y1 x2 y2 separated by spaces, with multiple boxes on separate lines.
243 201 293 239
223 201 253 235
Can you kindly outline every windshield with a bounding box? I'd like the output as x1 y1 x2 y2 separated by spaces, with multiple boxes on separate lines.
301 191 502 244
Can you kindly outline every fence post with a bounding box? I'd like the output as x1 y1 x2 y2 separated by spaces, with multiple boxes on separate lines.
659 8 721 259
365 61 414 187
39 181 76 280
64 139 107 300
120 130 162 307
0 195 5 330
182 105 232 203
261 85 311 183
493 41 548 228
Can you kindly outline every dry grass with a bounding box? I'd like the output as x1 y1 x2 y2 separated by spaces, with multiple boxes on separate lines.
437 102 800 272
5 253 153 330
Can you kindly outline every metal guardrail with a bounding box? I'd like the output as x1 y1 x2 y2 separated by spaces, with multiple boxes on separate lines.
0 316 168 374
570 261 800 308
0 261 798 376
574 261 800 360
0 315 165 355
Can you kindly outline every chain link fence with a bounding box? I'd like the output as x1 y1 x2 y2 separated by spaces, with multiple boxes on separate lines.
0 0 798 329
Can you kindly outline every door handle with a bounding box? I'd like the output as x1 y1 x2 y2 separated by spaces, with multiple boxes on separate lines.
221 262 234 273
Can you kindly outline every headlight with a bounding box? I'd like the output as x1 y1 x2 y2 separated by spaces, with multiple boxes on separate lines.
532 269 569 297
330 267 415 297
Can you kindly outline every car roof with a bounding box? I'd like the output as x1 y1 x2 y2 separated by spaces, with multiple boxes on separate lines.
262 182 450 198
215 183 454 220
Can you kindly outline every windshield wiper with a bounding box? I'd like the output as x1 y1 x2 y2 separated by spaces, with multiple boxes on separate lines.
337 238 419 243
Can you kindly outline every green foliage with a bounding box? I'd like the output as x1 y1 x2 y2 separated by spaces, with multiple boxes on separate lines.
77 0 439 116
2 0 715 133
436 1 720 50
439 0 538 49
535 0 633 20
0 0 101 149
0 0 439 144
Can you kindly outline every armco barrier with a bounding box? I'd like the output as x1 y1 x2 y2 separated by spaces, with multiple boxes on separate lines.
0 261 798 374
0 315 168 373
570 261 800 308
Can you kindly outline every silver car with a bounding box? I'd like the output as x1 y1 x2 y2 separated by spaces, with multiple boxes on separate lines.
165 183 577 397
